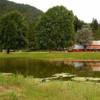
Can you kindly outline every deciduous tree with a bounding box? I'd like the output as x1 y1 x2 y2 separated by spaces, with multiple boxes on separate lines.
0 11 28 53
35 6 75 50
75 25 93 48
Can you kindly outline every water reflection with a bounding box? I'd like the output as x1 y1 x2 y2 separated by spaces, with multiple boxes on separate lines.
88 63 100 71
73 62 84 68
0 58 100 78
73 62 100 71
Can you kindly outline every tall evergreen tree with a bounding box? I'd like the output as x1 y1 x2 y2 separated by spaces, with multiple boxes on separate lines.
74 16 85 32
91 18 98 33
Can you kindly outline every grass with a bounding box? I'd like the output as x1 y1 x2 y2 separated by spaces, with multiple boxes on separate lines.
0 73 100 100
0 51 100 61
0 51 100 100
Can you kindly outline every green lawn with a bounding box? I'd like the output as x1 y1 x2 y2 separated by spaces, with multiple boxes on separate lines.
0 74 100 100
0 52 100 100
0 51 100 61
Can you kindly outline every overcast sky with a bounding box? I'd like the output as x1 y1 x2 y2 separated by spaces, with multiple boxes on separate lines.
9 0 100 23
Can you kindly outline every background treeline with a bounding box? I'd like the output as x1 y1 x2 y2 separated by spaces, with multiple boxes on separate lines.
0 0 100 53
0 0 43 22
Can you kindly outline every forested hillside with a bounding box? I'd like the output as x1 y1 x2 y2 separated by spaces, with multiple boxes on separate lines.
0 0 43 23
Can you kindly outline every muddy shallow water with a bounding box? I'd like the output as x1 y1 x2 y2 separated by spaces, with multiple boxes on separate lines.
0 58 100 78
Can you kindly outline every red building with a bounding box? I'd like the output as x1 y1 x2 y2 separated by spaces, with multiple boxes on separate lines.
86 41 100 51
71 41 100 52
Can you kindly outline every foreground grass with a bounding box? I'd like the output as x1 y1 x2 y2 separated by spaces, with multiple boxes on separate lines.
0 51 100 61
0 74 100 100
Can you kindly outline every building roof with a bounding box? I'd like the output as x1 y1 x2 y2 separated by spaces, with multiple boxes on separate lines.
91 41 100 45
73 44 84 49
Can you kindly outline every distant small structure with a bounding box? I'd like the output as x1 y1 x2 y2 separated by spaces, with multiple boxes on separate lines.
72 44 84 52
70 40 100 52
86 41 100 51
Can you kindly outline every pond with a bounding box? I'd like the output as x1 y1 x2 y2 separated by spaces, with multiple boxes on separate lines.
0 58 100 78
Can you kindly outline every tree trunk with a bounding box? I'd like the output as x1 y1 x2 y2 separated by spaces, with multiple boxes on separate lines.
84 45 87 51
0 49 2 52
7 49 10 54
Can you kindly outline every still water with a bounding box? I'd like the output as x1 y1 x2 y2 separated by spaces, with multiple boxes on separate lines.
0 58 100 78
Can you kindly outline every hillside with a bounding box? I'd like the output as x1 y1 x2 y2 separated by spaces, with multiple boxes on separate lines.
0 0 43 23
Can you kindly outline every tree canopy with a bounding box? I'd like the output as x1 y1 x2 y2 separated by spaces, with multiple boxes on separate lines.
35 6 75 50
75 25 93 47
74 16 85 32
91 18 98 33
0 11 28 53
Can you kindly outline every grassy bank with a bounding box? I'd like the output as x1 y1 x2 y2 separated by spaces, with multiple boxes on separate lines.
0 73 100 100
0 52 100 61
